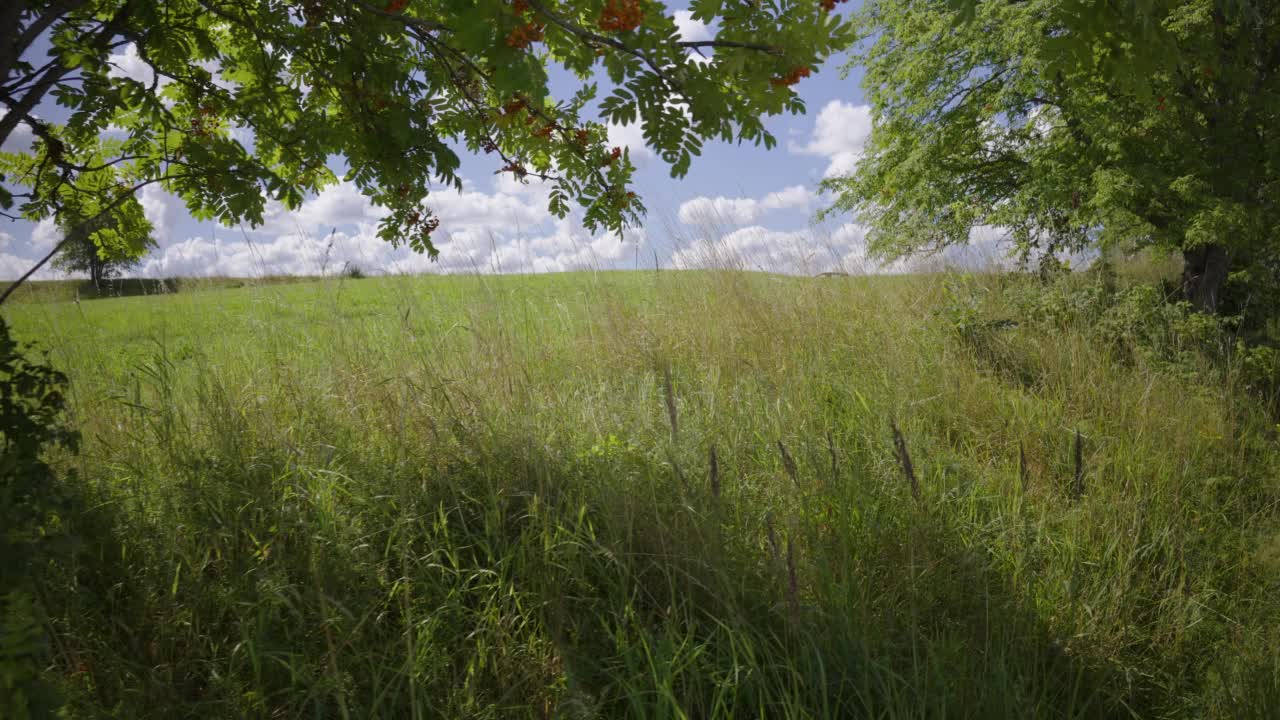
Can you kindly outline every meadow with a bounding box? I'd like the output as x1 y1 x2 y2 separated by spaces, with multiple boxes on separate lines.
5 264 1279 718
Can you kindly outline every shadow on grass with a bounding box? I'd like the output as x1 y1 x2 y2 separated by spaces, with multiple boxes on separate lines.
44 424 1179 718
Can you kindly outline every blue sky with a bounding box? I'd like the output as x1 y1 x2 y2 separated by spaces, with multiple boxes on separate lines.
1 7 950 280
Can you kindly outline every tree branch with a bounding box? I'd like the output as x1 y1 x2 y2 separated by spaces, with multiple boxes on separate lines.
675 40 782 55
0 62 72 150
1 1 128 152
0 233 74 306
523 0 681 92
1 0 87 83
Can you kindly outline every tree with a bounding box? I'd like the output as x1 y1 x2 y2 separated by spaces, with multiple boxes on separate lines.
51 216 154 289
0 0 855 303
823 0 1280 316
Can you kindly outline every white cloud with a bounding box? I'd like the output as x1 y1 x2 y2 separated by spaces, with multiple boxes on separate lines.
678 196 763 225
431 184 549 234
669 220 917 276
606 120 654 159
140 227 391 278
791 101 873 178
246 178 551 243
30 219 61 252
760 185 813 210
297 181 387 228
136 224 645 278
0 252 64 281
126 173 657 278
139 184 183 242
673 11 712 42
492 171 556 198
673 226 818 273
108 44 165 88
677 185 813 226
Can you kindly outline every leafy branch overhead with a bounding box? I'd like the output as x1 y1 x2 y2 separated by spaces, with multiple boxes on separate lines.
0 0 854 287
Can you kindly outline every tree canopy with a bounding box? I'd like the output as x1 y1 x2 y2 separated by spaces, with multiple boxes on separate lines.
824 0 1279 315
51 211 154 288
1 0 854 298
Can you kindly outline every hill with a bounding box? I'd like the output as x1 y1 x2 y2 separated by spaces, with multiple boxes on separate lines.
5 268 1279 718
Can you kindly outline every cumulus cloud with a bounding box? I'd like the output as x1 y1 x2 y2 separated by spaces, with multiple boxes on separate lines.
606 120 654 159
677 196 763 225
791 101 873 178
677 185 813 226
139 184 185 242
492 171 556 198
135 220 649 278
0 228 68 280
108 44 165 88
761 185 813 210
244 178 551 243
30 219 61 252
673 11 712 42
122 174 657 278
139 225 404 278
673 225 827 274
671 220 924 276
297 181 387 228
0 252 64 281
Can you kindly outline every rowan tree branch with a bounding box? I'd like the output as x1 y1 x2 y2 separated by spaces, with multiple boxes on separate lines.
523 0 681 92
675 40 782 55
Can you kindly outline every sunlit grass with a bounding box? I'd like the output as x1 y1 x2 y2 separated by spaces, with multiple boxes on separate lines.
7 266 1279 718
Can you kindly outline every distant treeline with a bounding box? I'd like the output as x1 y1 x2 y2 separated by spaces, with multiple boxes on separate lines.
2 275 329 304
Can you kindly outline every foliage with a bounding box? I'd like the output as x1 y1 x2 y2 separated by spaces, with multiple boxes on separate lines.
824 0 1280 314
6 269 1280 717
943 266 1280 406
0 0 854 280
51 207 156 287
0 318 80 719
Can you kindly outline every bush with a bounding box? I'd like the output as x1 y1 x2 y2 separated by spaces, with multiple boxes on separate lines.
989 267 1280 408
0 318 80 719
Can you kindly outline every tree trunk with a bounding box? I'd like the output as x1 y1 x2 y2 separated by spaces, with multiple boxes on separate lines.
1182 244 1230 313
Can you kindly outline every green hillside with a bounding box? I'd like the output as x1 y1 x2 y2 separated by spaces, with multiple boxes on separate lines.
5 268 1279 718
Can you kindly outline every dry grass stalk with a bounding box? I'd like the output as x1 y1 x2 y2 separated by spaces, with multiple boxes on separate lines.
1073 428 1084 500
777 440 799 487
765 512 780 565
1019 441 1028 491
709 444 720 499
827 430 838 483
668 449 690 492
891 421 920 501
662 364 678 443
786 534 800 618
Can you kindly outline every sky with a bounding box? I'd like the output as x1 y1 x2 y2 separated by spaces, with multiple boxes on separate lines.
0 6 1016 281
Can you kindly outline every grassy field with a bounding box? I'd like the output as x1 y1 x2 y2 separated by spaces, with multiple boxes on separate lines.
6 267 1280 718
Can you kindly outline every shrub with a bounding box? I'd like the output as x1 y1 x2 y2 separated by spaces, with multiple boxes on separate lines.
0 318 81 718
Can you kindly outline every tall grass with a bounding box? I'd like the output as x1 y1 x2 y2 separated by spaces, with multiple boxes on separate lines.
6 264 1279 718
